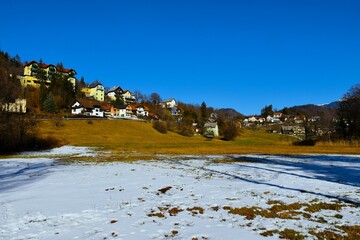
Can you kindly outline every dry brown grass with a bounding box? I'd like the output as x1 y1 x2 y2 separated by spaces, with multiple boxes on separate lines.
224 201 348 221
37 119 360 155
309 225 360 240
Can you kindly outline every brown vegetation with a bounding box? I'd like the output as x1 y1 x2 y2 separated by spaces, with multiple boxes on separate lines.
35 119 360 156
224 201 348 221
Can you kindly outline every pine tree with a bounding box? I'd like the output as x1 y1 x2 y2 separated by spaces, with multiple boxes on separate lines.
200 101 207 127
42 93 57 113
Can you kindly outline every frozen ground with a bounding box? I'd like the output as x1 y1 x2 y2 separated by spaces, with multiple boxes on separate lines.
0 146 359 239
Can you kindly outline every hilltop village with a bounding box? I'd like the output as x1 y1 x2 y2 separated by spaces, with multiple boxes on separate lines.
19 60 165 119
1 53 347 143
7 59 218 137
16 61 325 135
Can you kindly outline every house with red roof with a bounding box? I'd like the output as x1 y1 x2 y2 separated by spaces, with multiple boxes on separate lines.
20 60 77 88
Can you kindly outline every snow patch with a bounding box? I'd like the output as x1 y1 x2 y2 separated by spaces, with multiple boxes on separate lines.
0 154 359 239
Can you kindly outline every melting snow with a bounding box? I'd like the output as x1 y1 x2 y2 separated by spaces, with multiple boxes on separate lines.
0 149 359 239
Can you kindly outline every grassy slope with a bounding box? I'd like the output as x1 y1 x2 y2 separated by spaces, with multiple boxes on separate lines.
38 120 359 155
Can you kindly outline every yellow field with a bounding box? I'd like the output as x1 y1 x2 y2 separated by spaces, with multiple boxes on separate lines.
37 119 360 156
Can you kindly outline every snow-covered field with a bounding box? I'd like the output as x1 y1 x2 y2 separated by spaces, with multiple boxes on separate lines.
0 146 359 240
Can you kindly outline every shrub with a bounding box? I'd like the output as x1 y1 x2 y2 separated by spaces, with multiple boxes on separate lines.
178 125 194 137
222 122 239 141
42 93 57 113
54 120 64 128
293 139 317 146
153 121 167 134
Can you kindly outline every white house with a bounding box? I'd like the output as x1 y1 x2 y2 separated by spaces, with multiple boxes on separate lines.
71 99 104 117
110 104 128 118
247 116 257 122
171 106 182 116
273 112 283 118
135 105 149 117
126 104 150 118
161 98 177 108
294 116 304 124
107 86 124 101
266 115 281 123
203 122 219 137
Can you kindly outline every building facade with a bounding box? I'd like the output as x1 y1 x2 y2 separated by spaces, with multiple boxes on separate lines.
20 61 76 88
81 82 105 102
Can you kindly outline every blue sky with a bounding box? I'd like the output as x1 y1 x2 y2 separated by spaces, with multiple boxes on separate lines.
1 0 359 115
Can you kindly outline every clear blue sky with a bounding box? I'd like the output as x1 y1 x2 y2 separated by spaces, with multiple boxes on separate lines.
1 0 359 115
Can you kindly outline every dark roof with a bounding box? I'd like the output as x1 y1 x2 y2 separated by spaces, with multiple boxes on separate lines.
74 98 102 109
89 81 103 88
24 60 37 66
108 86 124 93
113 104 128 109
59 68 76 74
24 61 76 74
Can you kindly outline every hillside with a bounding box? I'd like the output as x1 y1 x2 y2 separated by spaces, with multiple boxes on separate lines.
216 108 244 119
323 101 340 109
37 119 359 156
281 104 337 122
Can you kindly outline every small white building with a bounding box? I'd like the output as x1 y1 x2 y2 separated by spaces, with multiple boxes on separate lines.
266 115 281 123
109 104 128 118
161 98 177 108
2 99 26 113
171 107 181 116
204 122 219 137
71 99 104 117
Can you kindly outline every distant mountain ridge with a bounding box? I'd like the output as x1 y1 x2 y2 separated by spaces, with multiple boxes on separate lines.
216 108 244 119
279 100 340 122
322 101 340 109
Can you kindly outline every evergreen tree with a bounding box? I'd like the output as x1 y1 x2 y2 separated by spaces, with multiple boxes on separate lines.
200 101 207 127
39 82 47 110
42 93 57 113
261 105 274 117
114 95 125 106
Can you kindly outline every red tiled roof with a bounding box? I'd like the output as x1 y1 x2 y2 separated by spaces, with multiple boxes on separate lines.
24 60 37 66
102 105 111 110
59 68 76 73
24 60 75 73
128 103 150 111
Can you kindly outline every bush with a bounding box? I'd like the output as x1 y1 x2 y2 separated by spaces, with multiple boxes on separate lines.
293 139 317 146
178 125 194 137
54 120 64 128
42 93 57 113
0 112 64 154
222 122 239 141
153 121 167 134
